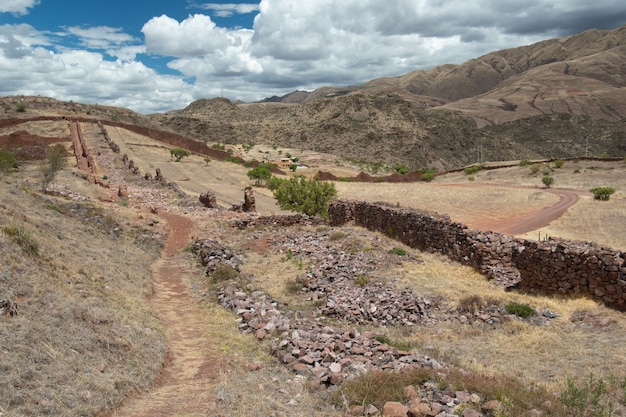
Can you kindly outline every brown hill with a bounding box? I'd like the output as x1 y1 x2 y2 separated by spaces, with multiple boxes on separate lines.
155 25 626 170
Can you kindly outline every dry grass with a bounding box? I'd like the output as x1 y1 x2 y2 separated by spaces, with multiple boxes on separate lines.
0 165 166 417
3 116 626 416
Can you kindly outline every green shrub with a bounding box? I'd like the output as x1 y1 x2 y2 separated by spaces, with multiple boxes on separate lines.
393 164 409 175
542 176 554 188
272 175 337 217
519 158 532 167
3 225 39 256
170 147 190 162
554 159 565 168
464 165 483 175
530 164 540 175
560 373 624 417
355 274 370 286
389 247 407 256
590 187 615 201
505 302 535 318
0 148 17 173
247 163 274 186
15 102 26 112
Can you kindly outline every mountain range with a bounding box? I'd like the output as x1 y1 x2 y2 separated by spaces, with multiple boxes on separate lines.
154 24 626 170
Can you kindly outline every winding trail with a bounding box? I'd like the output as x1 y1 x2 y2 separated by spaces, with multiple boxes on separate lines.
469 188 581 235
103 211 222 417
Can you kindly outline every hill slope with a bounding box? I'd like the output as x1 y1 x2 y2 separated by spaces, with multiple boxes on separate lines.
155 25 626 170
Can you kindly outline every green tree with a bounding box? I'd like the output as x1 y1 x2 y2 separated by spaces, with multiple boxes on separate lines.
289 163 298 172
0 148 17 173
41 144 67 193
247 163 274 186
170 147 190 162
590 187 615 201
542 175 554 188
272 175 337 217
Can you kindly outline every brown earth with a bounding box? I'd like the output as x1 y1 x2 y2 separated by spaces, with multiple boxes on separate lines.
100 211 223 417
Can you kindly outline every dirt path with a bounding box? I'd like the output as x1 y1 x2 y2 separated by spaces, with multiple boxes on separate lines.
465 188 581 235
104 211 222 417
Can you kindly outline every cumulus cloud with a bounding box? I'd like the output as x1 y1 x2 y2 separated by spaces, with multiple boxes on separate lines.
142 14 249 57
3 0 626 112
0 0 39 15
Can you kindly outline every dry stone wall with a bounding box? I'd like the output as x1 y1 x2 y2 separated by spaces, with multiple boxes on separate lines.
328 200 626 311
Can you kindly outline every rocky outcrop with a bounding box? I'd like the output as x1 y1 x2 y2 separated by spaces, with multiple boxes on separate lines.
199 190 217 208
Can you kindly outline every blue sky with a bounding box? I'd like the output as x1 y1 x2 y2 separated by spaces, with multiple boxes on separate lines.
1 1 626 114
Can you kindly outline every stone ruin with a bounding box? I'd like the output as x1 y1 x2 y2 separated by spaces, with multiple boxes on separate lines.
328 199 626 311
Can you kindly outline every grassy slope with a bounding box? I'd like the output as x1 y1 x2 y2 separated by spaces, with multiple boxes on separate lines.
0 165 166 416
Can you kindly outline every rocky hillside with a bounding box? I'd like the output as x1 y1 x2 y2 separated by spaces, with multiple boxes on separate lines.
155 25 626 170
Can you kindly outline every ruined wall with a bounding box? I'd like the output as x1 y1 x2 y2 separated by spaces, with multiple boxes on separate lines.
328 200 626 311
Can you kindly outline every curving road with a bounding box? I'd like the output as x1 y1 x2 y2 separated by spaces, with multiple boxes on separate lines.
468 188 582 235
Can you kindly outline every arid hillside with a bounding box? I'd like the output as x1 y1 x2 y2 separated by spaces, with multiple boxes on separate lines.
155 24 626 170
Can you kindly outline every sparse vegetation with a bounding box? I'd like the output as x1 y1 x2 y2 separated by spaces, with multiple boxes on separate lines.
554 159 565 168
590 187 616 201
393 164 409 175
560 373 626 417
2 225 39 256
504 301 535 318
420 167 437 182
389 247 407 256
519 158 532 167
15 101 26 112
41 143 67 193
464 165 482 175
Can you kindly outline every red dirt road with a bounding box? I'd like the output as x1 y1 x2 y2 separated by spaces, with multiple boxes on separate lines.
102 211 223 417
466 188 581 235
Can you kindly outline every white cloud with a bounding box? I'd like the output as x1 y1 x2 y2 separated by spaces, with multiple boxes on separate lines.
193 3 260 17
2 0 626 113
142 14 247 57
63 26 137 49
0 0 39 15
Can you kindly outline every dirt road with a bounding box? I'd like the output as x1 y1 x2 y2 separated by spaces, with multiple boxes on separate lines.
103 211 222 417
466 188 581 235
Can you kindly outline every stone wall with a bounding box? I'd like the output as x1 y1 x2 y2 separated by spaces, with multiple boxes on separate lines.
328 200 626 311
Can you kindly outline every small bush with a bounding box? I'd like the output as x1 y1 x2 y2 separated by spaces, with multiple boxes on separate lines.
393 164 409 175
519 158 532 167
464 165 482 175
590 187 615 201
554 159 565 168
560 373 624 417
389 247 407 256
354 274 370 286
505 302 535 318
542 176 554 188
15 102 26 112
211 263 240 282
530 164 540 176
3 225 39 256
0 148 17 173
328 232 347 241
